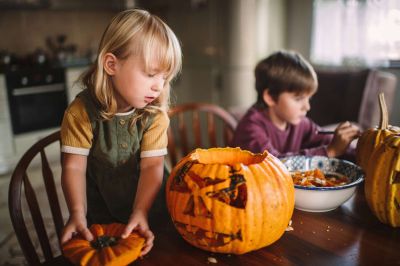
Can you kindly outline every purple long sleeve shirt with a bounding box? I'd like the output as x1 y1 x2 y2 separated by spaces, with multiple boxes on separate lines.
231 106 333 158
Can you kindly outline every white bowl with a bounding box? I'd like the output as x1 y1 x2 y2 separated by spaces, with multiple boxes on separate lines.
280 156 364 212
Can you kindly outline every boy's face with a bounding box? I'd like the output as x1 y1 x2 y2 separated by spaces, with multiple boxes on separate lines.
264 91 314 128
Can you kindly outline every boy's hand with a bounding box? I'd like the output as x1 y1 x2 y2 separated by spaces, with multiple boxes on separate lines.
327 121 360 157
60 212 93 244
122 210 154 256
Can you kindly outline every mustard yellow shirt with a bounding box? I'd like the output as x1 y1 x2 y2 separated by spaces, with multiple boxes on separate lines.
60 97 169 158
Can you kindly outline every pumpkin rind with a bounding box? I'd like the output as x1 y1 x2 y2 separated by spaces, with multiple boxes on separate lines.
365 134 400 227
166 147 295 254
62 223 145 266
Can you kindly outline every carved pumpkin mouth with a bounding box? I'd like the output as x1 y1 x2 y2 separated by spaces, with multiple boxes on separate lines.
175 222 243 248
189 147 268 165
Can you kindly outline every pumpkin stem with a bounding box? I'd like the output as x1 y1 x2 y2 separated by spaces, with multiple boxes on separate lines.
90 235 119 250
378 93 388 130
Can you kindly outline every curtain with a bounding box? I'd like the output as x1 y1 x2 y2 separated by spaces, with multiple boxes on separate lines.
311 0 400 67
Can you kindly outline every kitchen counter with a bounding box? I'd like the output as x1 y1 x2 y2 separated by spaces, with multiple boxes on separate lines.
43 187 400 266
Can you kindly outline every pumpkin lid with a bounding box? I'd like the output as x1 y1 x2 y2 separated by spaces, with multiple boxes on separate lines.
189 147 269 166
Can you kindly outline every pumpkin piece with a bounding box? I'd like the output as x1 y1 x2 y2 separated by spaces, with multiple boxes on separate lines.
62 223 145 266
365 133 400 227
166 147 295 254
356 93 399 171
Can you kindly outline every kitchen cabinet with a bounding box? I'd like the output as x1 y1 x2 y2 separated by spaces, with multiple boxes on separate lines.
50 0 134 10
65 66 88 103
0 0 48 9
0 74 16 174
0 0 134 10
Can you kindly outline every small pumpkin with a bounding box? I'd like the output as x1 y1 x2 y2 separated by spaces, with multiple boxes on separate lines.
166 147 294 254
356 93 399 171
62 223 145 266
364 133 400 227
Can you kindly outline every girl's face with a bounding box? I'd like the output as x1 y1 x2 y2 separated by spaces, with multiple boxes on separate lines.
265 91 313 130
111 54 167 112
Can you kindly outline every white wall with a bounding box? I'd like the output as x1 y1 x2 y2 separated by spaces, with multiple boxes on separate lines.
381 68 400 125
0 10 116 57
286 0 313 59
142 0 287 110
286 0 400 126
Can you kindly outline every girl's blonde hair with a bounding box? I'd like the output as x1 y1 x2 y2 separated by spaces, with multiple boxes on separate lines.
81 8 182 124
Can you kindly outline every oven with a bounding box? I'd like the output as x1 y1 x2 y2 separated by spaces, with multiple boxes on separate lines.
5 67 68 134
0 67 69 174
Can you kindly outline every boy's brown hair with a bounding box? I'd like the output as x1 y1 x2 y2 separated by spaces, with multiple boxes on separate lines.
255 50 318 107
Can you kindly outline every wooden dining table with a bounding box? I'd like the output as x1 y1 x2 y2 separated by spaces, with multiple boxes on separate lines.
44 186 399 266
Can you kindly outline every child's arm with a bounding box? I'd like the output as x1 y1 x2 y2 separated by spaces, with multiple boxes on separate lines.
60 153 93 244
327 121 360 157
121 155 164 256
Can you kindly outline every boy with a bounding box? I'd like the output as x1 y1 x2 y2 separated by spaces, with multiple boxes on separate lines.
231 50 359 159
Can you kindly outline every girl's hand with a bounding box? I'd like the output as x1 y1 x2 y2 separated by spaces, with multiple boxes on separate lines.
60 212 93 245
327 121 360 157
122 210 154 256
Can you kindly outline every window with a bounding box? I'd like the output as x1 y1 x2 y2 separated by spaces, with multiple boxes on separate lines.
311 0 400 67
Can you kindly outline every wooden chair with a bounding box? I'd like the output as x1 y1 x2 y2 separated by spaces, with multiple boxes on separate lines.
167 103 238 167
8 130 66 265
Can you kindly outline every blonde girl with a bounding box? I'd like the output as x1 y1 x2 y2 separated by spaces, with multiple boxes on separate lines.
60 9 182 256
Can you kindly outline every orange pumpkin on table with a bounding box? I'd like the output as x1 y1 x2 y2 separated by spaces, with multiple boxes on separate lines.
356 93 400 228
62 223 144 266
166 147 295 254
365 133 400 227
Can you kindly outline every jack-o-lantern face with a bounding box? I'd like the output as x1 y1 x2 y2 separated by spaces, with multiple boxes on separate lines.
170 162 247 218
166 147 295 254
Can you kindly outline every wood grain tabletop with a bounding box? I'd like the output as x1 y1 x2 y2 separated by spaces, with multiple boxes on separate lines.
44 187 400 266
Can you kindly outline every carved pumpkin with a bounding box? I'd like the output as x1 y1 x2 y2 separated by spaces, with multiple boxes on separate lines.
166 147 295 254
62 223 145 266
356 93 399 171
364 133 400 227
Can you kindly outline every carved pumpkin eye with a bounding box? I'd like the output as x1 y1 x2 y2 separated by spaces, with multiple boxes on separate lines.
166 147 295 254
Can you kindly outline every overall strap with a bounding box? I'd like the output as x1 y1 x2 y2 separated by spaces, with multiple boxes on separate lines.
76 89 102 131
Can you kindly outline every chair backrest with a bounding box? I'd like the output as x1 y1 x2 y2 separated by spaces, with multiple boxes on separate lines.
8 130 65 265
167 103 238 167
309 68 397 130
358 69 397 130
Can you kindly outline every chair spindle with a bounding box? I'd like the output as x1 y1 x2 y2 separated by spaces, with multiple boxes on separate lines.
40 149 64 242
23 173 54 262
192 111 202 148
